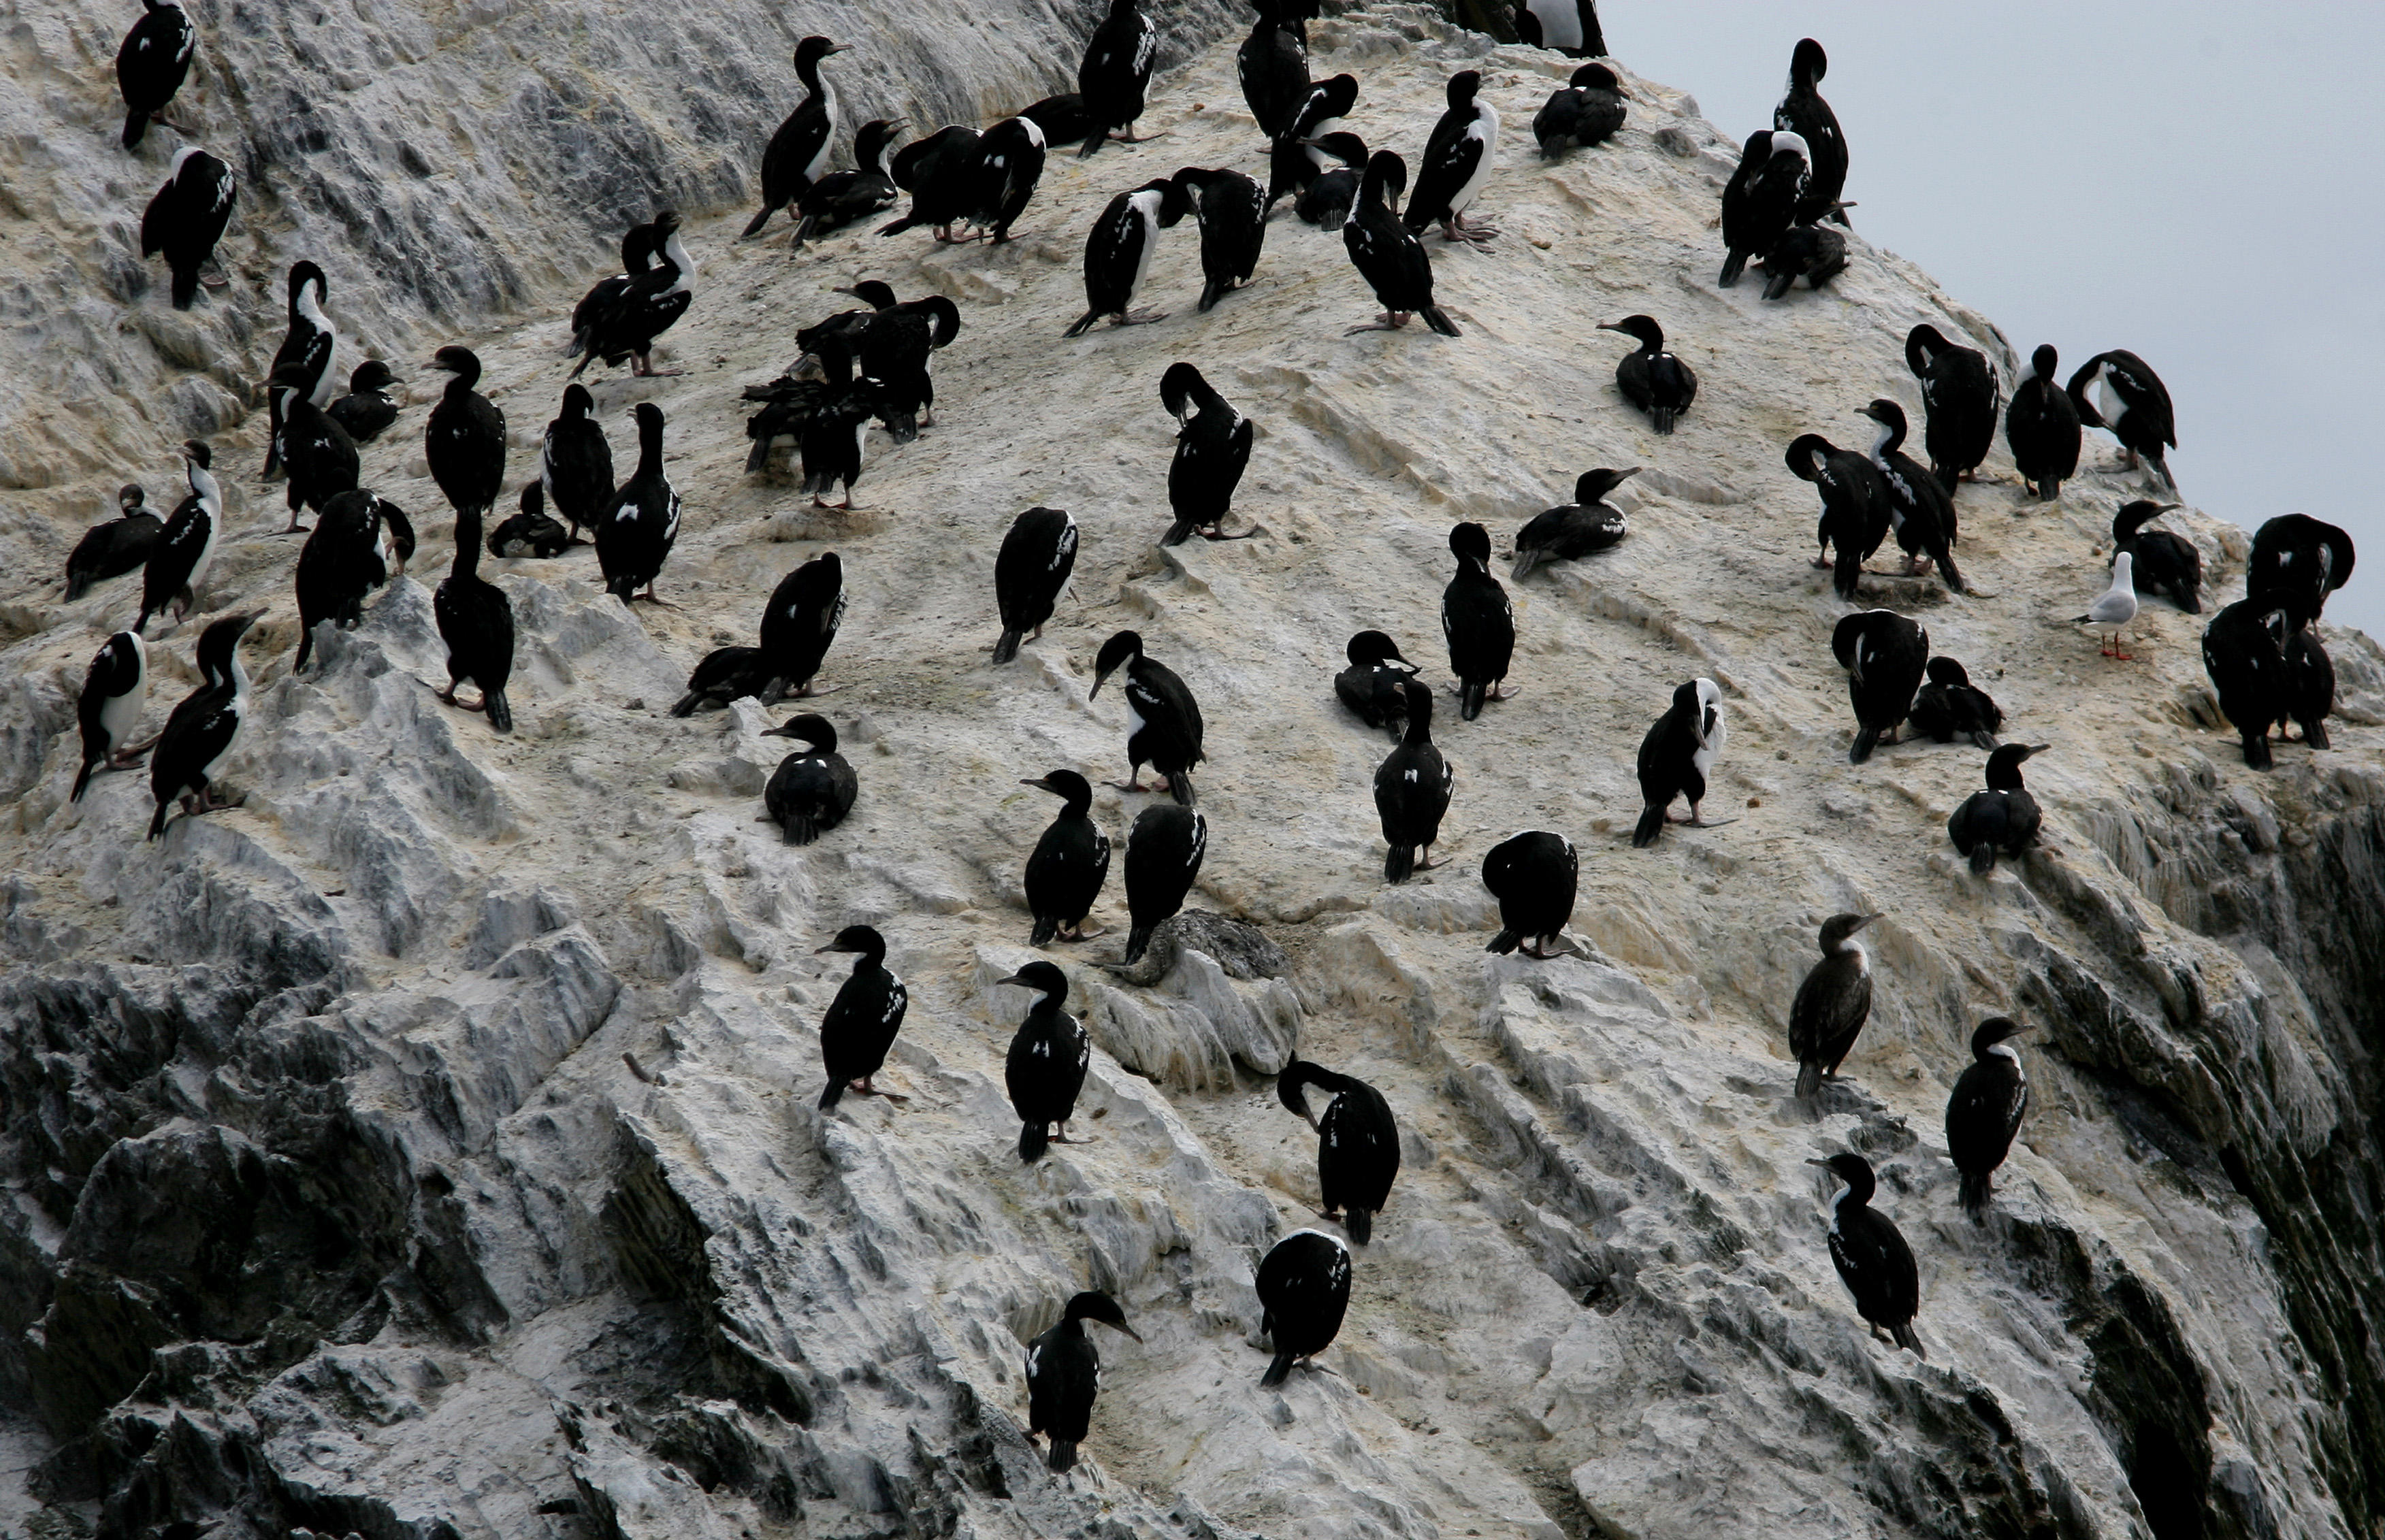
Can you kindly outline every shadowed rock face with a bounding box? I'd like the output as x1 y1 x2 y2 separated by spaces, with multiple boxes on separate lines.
4 3 2385 1538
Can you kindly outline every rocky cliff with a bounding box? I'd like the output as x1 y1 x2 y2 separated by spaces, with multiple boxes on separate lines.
3 3 2382 1538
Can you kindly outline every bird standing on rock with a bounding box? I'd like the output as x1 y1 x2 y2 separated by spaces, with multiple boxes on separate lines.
540 382 613 542
1513 468 1634 580
1090 630 1205 804
65 485 163 602
1238 0 1310 141
1718 130 1804 287
1025 1290 1141 1473
1861 399 1963 593
142 146 234 309
2201 597 2292 770
71 631 150 802
2073 551 2139 659
2068 348 2177 490
327 361 400 445
1342 151 1461 336
1514 0 1604 56
814 925 909 1109
1789 913 1877 1102
1947 1017 2032 1219
597 403 681 605
742 36 848 238
791 118 904 250
1833 609 1928 763
833 280 961 442
759 551 845 701
1482 830 1578 958
1442 523 1514 721
1808 1153 1925 1358
1173 166 1267 312
1160 362 1254 544
425 345 506 522
434 491 516 732
1600 315 1696 434
761 714 857 845
267 361 359 535
2248 513 2355 629
1122 803 1206 966
877 125 983 242
568 211 695 378
2111 502 2201 614
134 440 222 635
1947 743 2048 874
1002 960 1092 1160
1077 0 1159 157
963 116 1049 244
1265 73 1359 214
1065 178 1192 336
1278 1060 1400 1245
1256 1230 1351 1386
1905 324 1998 491
262 262 343 480
146 610 262 840
295 489 404 671
1633 678 1729 847
1404 70 1501 247
1774 39 1847 225
2004 344 2080 502
1788 433 1890 602
1023 770 1111 946
992 506 1078 663
1374 680 1453 883
116 0 197 149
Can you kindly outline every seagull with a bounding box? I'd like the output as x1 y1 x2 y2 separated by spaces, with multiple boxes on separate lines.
2073 550 2139 660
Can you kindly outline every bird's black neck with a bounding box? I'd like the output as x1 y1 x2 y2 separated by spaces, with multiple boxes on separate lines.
452 508 484 580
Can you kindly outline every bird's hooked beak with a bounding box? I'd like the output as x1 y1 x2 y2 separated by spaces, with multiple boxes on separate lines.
1615 466 1645 483
1108 1320 1146 1343
1087 670 1113 700
1804 1158 1831 1168
994 971 1035 989
1020 776 1057 793
825 42 851 54
815 939 857 954
760 724 817 748
2022 744 2051 758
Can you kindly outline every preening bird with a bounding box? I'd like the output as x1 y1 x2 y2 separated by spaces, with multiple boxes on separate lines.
568 211 694 378
758 551 845 700
761 713 858 845
877 124 982 242
1860 399 1963 593
1718 130 1805 287
141 146 235 309
488 481 571 559
1514 468 1633 579
992 506 1078 663
1534 63 1625 159
1024 1290 1141 1473
1442 522 1513 721
1908 657 2002 749
1514 0 1604 56
294 489 402 671
1090 629 1205 804
1159 362 1254 544
831 280 961 443
2201 597 2292 770
1020 94 1097 150
71 631 150 802
1832 609 1928 763
790 118 905 250
261 261 342 480
1256 1230 1352 1386
1334 630 1419 738
1343 151 1461 336
2073 551 2139 659
1947 743 2049 874
1599 314 1696 434
1904 324 1999 491
1788 913 1877 1101
1065 178 1192 336
1001 960 1092 1160
814 925 909 1109
1076 0 1159 157
1774 39 1847 225
1946 1017 2032 1219
146 609 262 840
425 345 506 521
1265 73 1359 213
962 116 1048 245
1121 803 1207 966
2247 513 2355 629
1374 680 1453 883
2004 344 2081 501
1757 216 1849 299
1173 166 1267 312
596 402 681 604
1237 0 1310 141
1633 678 1729 847
741 36 848 238
326 361 400 445
433 489 515 732
2111 502 2201 614
1787 433 1890 602
540 382 613 542
267 360 359 535
65 485 163 602
1808 1153 1924 1358
1023 770 1112 946
1278 1060 1400 1244
1404 70 1501 247
2068 349 2177 491
134 440 222 635
1482 830 1578 958
1293 131 1369 228
116 0 197 149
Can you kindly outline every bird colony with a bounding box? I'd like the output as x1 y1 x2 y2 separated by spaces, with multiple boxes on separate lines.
2 1 2383 1537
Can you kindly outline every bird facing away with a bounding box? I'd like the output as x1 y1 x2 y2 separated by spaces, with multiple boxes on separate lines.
1789 913 1877 1101
1373 680 1453 883
1256 1229 1352 1386
1947 744 2049 874
1442 522 1514 720
1482 830 1579 959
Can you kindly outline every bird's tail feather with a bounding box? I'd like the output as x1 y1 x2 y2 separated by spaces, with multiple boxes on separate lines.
1260 1351 1297 1388
1199 278 1227 312
790 216 818 251
1161 519 1195 547
1719 250 1747 287
122 110 148 150
1794 1060 1823 1102
1169 770 1195 807
1652 406 1675 434
2303 717 2332 751
1632 803 1665 849
1030 913 1059 947
783 812 820 845
2241 732 2273 772
1485 927 1520 955
739 203 775 239
1762 267 1794 301
1063 310 1103 338
1123 925 1154 966
1460 680 1487 721
745 438 772 474
1018 1121 1050 1162
147 798 171 840
992 628 1024 665
1970 730 2000 751
1045 1439 1078 1473
1423 306 1461 338
1959 1169 1991 1219
1834 543 1863 602
70 760 96 803
1936 545 1966 594
295 628 317 674
1849 725 1880 764
1346 1207 1373 1246
485 689 513 734
2039 477 2061 503
171 266 197 310
1890 1320 1926 1359
1384 845 1414 883
1969 843 1998 875
670 691 704 718
818 1078 845 1111
877 214 920 237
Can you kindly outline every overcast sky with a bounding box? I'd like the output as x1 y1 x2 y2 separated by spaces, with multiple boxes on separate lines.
1608 2 2385 632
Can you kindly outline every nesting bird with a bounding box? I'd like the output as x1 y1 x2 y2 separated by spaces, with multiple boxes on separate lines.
1512 468 1634 578
1947 744 2049 874
1633 678 1729 847
1946 1018 2032 1219
1534 63 1626 159
1832 609 1929 763
1374 680 1453 883
1001 960 1092 1160
326 361 400 445
762 714 858 844
1090 630 1205 804
1789 913 1877 1102
1808 1153 1925 1358
1442 522 1514 721
488 482 571 560
790 118 905 250
1907 657 2002 749
1334 630 1420 738
1022 770 1111 946
1600 315 1696 435
1757 218 1848 299
1481 830 1578 959
814 925 909 1109
1278 1060 1400 1244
